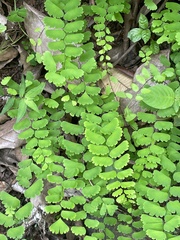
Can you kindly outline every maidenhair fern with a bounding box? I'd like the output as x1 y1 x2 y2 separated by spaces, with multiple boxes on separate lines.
1 0 180 239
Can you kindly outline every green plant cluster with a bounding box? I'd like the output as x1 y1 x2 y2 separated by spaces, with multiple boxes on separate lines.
0 0 180 239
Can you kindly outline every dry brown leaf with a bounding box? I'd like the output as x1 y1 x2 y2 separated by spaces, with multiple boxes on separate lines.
0 47 18 62
23 2 51 55
0 119 24 149
99 68 133 93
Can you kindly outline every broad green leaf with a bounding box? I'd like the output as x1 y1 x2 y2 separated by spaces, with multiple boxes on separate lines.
91 5 106 16
14 118 31 131
15 202 33 220
85 219 99 228
145 0 157 10
153 170 171 187
92 156 113 167
61 210 76 221
62 139 85 155
164 215 180 232
101 118 119 135
170 186 180 197
64 33 84 44
147 229 167 240
99 170 116 180
137 112 156 123
64 7 83 21
18 128 34 139
139 14 149 29
32 119 48 129
45 205 61 214
141 214 163 231
44 17 64 28
114 153 130 170
7 226 25 239
45 72 66 87
64 21 84 33
71 226 86 236
143 200 166 217
127 28 143 42
43 51 57 71
44 99 59 108
83 166 101 180
49 218 69 234
141 84 175 109
61 200 75 210
88 144 109 155
25 99 39 112
142 29 151 44
85 129 105 145
1 97 15 115
106 127 122 147
110 140 129 158
46 29 65 40
48 41 65 51
16 99 27 123
65 46 83 57
24 179 43 198
25 82 45 99
82 185 101 197
0 191 20 209
61 121 84 135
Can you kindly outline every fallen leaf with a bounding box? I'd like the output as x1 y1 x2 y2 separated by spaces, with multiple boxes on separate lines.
0 119 24 149
23 2 51 55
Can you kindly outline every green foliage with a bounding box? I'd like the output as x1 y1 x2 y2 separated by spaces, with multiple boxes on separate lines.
1 0 180 239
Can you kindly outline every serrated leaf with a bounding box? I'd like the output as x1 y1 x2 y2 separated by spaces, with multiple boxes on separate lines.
61 210 76 221
114 153 130 170
143 200 166 217
83 167 101 180
49 218 69 234
145 0 157 10
71 226 86 236
106 127 122 147
164 215 180 232
24 179 43 198
44 17 64 28
7 226 25 240
45 72 66 87
99 170 116 180
85 129 105 145
45 205 61 214
88 144 109 155
101 118 119 135
64 33 84 44
0 191 20 209
61 121 84 135
64 7 83 21
82 185 101 198
85 219 99 228
62 139 85 155
32 119 48 129
146 229 166 240
64 20 84 33
153 170 171 187
44 99 59 108
14 118 31 131
18 128 34 139
92 156 113 167
110 140 129 158
65 46 83 57
15 202 33 220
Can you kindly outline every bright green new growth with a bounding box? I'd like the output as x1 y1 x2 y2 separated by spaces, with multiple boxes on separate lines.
0 0 180 239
